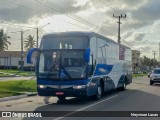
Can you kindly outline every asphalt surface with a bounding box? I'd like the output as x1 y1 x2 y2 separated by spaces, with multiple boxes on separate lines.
0 76 160 120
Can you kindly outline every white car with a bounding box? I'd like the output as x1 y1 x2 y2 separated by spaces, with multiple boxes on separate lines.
148 71 153 78
150 68 160 85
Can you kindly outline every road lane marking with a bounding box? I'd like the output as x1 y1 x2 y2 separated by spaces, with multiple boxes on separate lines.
54 87 139 120
54 95 117 120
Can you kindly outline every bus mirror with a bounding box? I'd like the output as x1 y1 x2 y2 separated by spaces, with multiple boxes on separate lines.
84 48 90 63
27 48 40 64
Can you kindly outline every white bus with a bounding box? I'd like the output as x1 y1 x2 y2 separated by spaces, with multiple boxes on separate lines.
27 32 132 100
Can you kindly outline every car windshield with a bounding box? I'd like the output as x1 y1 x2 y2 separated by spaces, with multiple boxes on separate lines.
153 69 160 74
38 50 86 80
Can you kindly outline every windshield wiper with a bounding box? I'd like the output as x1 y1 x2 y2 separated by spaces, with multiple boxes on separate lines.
45 65 59 79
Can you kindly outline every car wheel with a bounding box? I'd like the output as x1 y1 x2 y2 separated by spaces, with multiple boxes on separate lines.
150 80 154 85
94 84 102 100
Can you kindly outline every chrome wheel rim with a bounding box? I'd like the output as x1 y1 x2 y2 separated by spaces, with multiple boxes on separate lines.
124 83 126 89
97 86 102 98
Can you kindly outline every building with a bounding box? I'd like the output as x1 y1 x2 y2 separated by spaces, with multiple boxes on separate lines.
132 50 141 73
0 51 37 69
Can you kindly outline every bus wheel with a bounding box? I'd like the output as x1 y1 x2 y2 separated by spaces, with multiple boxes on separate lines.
122 82 126 90
57 96 66 101
119 82 126 91
94 84 102 100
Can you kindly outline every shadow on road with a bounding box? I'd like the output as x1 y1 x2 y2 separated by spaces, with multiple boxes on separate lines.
152 84 160 87
133 81 160 87
22 88 160 120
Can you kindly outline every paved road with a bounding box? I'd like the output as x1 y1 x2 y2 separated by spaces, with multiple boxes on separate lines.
0 76 160 120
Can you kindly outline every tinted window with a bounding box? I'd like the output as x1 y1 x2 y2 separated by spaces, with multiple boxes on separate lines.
153 69 160 74
40 35 89 49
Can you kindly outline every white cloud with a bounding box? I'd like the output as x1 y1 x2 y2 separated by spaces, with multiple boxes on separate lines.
73 0 90 7
0 0 160 58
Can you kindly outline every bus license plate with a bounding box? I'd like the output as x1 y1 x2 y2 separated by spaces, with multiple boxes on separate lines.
56 92 64 95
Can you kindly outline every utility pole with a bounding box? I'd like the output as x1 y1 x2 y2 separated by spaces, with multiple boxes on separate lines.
152 50 157 68
36 28 39 48
21 31 24 71
36 23 50 48
113 14 126 43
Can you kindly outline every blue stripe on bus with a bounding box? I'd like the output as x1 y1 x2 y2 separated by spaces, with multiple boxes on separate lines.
37 79 89 85
94 64 113 76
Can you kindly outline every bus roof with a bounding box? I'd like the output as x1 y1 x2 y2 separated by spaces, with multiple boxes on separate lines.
42 31 131 50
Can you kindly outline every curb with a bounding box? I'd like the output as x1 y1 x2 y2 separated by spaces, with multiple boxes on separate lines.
0 93 37 102
0 75 21 77
0 72 35 77
0 75 35 77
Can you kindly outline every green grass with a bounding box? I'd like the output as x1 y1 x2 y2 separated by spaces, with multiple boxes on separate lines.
0 80 37 98
0 69 35 76
132 73 147 77
0 73 11 77
0 69 20 73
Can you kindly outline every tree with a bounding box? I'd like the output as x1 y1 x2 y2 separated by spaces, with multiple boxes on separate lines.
141 56 160 66
0 29 11 51
24 35 36 51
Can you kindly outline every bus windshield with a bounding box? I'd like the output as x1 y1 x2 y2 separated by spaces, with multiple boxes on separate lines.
38 50 86 80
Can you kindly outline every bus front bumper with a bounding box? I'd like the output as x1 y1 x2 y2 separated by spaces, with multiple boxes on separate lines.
37 85 88 97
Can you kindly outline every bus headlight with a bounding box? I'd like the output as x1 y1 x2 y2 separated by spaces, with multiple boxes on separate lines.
38 85 46 89
73 85 86 89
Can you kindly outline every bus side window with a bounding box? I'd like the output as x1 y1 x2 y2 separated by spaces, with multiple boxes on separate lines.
88 54 95 76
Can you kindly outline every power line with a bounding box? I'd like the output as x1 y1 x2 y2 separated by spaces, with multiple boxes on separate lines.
5 0 33 11
34 0 117 37
4 0 117 38
47 0 115 35
91 0 132 46
96 0 122 15
22 0 90 30
6 28 36 34
97 0 133 33
103 0 134 34
62 20 91 31
108 0 126 15
92 0 115 16
113 14 126 43
5 0 49 14
0 21 35 29
3 0 123 44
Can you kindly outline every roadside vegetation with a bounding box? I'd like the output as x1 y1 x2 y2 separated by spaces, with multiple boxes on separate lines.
0 73 11 77
0 29 11 51
132 73 147 77
0 69 35 76
0 80 36 98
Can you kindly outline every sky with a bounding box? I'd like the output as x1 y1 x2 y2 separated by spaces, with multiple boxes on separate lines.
0 0 160 59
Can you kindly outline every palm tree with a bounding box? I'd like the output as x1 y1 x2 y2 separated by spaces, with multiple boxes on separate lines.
24 35 36 51
0 29 11 51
